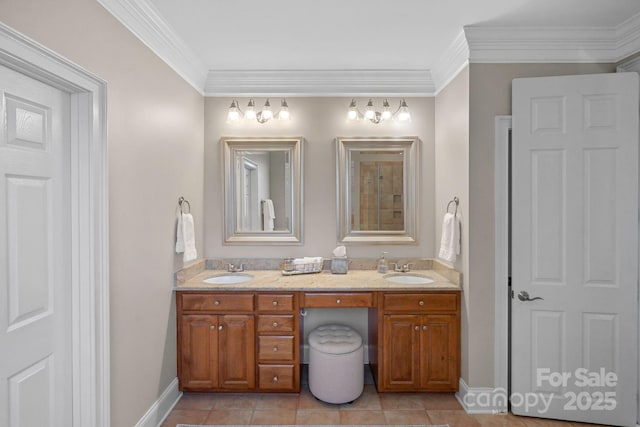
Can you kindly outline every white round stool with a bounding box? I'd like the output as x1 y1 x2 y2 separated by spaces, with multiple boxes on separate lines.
308 324 364 404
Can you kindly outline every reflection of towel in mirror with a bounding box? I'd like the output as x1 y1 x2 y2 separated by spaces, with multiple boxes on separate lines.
263 199 275 231
438 212 460 263
176 212 197 262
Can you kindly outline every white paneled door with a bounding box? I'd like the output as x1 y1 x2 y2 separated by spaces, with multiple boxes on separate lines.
0 65 72 426
511 73 638 426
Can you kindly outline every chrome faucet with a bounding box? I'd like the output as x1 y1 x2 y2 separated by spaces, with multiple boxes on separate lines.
393 262 413 273
227 263 244 272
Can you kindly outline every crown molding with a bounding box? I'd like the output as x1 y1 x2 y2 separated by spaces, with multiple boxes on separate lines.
99 0 640 95
464 26 618 63
617 55 640 73
97 0 207 94
616 12 640 60
204 70 436 97
432 30 470 95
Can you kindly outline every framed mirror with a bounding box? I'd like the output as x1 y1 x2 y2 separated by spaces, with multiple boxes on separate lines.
336 136 419 244
222 137 303 244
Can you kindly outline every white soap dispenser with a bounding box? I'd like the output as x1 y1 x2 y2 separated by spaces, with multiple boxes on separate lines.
377 252 389 273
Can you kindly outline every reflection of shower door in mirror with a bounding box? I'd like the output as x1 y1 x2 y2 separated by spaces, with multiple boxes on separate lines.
241 158 259 231
359 161 404 231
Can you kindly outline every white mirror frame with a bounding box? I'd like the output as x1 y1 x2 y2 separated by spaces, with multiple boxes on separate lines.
222 137 304 244
336 136 419 244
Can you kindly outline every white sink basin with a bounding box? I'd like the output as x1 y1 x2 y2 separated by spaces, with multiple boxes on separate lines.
203 273 254 284
383 274 434 285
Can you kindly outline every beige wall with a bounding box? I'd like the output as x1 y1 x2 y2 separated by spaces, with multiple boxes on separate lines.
466 62 616 387
204 97 436 260
0 1 204 426
435 66 470 380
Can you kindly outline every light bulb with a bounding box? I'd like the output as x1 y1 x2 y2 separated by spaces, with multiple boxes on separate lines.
244 99 256 120
347 99 358 121
261 99 273 121
227 100 241 122
364 99 375 120
277 99 290 120
381 99 392 121
396 99 411 122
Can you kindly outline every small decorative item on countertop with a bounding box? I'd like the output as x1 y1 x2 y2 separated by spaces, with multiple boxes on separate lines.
281 256 323 275
377 251 389 273
331 245 348 274
283 257 295 272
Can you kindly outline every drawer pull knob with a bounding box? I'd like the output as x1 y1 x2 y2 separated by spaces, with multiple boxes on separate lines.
336 299 341 304
418 300 425 306
218 325 223 331
272 301 278 306
214 300 221 306
273 376 279 382
272 322 279 328
273 347 278 352
415 325 419 331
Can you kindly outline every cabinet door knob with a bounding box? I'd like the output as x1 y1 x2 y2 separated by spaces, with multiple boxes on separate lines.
423 325 428 331
414 325 419 331
418 300 425 306
273 376 279 382
218 325 223 330
214 300 221 306
272 300 278 306
210 325 215 330
272 346 278 352
272 322 279 328
336 298 341 304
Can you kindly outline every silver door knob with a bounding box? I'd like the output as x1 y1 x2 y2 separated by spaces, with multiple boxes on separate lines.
517 291 544 302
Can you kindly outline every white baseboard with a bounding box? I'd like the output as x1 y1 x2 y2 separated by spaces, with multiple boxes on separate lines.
455 378 508 414
134 377 182 427
302 344 370 364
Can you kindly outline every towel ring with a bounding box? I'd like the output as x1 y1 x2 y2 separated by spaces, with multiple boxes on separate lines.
446 196 459 216
178 196 191 214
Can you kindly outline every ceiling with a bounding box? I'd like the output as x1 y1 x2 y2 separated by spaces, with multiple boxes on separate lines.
99 0 640 95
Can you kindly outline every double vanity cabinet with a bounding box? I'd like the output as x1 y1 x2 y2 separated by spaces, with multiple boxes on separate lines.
176 270 461 395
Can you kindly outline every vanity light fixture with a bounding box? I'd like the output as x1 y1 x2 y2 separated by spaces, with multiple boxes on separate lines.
227 98 291 124
347 98 411 124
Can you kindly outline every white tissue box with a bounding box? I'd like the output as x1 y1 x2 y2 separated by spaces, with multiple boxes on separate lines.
331 256 348 274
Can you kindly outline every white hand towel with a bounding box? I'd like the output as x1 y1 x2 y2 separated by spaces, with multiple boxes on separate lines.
175 211 185 253
439 213 460 263
263 199 275 231
176 212 197 263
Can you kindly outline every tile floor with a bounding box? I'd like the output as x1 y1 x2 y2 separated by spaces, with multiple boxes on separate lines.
162 367 610 427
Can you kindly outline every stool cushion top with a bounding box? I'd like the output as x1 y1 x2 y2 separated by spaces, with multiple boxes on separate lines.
308 324 363 354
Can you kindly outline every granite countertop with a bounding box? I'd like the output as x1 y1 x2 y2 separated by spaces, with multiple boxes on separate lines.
175 268 461 292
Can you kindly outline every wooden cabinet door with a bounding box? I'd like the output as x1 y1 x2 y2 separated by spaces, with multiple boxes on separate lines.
180 315 218 390
218 315 255 389
421 314 458 390
382 315 421 390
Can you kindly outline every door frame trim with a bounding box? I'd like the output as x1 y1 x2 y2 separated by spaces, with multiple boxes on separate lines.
0 22 110 427
494 116 511 411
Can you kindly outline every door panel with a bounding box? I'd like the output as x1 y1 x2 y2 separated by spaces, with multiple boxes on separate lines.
0 66 71 427
218 315 255 389
382 315 420 390
422 314 457 390
512 72 638 425
180 315 218 390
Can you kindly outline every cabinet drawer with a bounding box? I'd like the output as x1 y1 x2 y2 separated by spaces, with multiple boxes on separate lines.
258 364 295 390
383 293 458 312
181 293 254 312
258 335 294 362
258 315 295 333
303 292 374 308
257 294 295 312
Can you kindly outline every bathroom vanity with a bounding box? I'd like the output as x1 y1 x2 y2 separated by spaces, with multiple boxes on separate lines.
175 268 461 394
